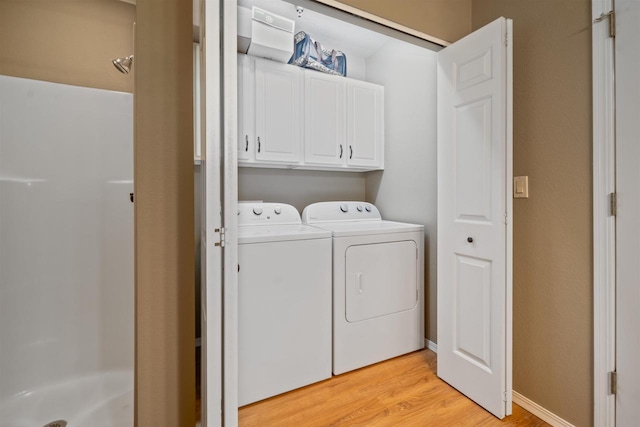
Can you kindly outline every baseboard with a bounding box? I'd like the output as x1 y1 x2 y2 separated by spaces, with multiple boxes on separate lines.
425 339 437 353
512 391 575 427
422 342 570 426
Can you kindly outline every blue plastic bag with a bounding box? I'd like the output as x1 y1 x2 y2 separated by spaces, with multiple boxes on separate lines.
289 31 347 77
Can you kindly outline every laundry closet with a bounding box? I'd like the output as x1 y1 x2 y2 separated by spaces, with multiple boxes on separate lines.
238 0 437 341
235 0 437 402
196 0 512 423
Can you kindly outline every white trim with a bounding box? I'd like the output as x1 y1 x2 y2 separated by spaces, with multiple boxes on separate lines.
513 392 576 427
425 339 438 353
592 0 616 426
310 0 451 47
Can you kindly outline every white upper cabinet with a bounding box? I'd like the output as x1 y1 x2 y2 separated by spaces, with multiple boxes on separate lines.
346 80 384 169
237 54 384 171
254 58 303 163
304 72 346 166
238 54 254 161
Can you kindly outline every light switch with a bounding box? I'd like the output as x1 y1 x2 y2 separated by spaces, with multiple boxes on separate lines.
514 176 529 198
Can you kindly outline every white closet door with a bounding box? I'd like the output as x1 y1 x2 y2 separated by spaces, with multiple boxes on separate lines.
304 72 345 166
615 0 640 424
254 58 303 163
437 17 513 419
201 0 239 425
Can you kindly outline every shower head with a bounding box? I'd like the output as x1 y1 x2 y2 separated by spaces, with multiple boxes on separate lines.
112 55 134 74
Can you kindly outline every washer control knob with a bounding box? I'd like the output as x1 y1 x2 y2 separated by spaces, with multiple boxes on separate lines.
253 207 263 216
340 204 349 213
274 207 282 215
365 205 372 212
356 205 363 212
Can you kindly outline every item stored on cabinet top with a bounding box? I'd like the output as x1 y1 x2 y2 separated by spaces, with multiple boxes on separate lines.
289 31 347 77
244 6 295 63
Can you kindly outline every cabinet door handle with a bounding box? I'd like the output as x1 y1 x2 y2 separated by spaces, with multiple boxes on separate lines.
339 144 343 159
245 135 248 152
349 145 353 159
257 136 261 153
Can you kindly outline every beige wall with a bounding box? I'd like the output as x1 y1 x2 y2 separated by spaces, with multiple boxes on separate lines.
135 0 195 425
335 0 472 43
0 0 135 93
471 1 593 426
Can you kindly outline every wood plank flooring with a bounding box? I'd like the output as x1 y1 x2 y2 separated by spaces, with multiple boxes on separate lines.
238 349 549 426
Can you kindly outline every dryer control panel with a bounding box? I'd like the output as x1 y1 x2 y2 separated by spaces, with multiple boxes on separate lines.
238 202 301 226
302 201 381 223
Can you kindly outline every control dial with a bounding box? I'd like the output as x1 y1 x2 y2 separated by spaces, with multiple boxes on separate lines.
356 205 363 212
274 207 282 215
252 207 263 215
365 205 372 212
340 204 349 213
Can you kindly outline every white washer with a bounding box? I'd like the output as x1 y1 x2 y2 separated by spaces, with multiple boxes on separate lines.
238 202 332 406
302 201 424 375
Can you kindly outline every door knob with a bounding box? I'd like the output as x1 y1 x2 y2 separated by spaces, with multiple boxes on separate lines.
467 237 473 243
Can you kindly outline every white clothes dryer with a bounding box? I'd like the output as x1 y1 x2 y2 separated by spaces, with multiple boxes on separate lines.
238 202 332 406
302 201 424 375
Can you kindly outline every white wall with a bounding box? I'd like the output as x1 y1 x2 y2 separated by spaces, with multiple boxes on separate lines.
364 40 438 341
238 168 365 212
0 76 134 400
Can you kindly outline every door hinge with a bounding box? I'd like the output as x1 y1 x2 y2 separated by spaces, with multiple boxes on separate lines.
503 391 508 402
609 371 617 395
610 192 617 216
504 31 508 47
595 10 616 38
214 227 226 247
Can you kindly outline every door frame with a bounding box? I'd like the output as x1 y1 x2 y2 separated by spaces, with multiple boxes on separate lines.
592 0 616 425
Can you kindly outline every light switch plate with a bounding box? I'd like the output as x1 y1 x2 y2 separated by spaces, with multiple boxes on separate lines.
514 176 529 198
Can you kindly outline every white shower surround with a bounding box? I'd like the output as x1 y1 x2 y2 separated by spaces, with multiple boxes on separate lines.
0 76 134 423
0 370 133 427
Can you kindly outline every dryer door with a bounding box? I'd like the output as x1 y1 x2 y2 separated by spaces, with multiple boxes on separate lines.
345 240 418 323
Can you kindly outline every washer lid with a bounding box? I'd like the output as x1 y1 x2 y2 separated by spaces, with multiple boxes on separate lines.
238 224 331 244
312 220 423 237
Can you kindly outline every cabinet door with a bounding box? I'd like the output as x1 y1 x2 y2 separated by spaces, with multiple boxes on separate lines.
346 80 384 168
304 72 345 166
237 54 254 161
254 58 303 163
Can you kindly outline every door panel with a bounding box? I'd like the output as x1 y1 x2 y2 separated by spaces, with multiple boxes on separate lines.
304 72 345 165
237 54 254 161
454 97 493 222
454 254 492 371
437 17 512 419
255 58 302 163
346 80 383 168
345 241 418 323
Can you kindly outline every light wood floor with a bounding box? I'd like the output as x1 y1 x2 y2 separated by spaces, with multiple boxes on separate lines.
238 349 550 426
